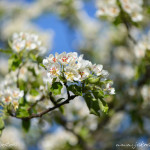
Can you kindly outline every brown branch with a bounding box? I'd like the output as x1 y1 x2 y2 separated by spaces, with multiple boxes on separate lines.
9 95 77 120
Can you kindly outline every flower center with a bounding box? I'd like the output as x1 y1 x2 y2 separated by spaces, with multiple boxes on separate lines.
53 57 57 62
50 67 58 76
79 72 84 78
13 92 19 97
65 72 74 80
62 57 68 62
5 96 11 102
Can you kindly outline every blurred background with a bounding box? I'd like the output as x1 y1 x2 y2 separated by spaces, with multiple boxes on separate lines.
0 0 150 150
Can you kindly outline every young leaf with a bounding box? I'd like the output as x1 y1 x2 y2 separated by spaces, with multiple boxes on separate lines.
50 82 63 95
8 54 21 71
30 89 39 96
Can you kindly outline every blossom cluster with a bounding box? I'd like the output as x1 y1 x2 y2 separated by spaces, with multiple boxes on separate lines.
11 32 47 53
96 0 143 22
96 0 120 18
43 52 115 95
0 87 24 110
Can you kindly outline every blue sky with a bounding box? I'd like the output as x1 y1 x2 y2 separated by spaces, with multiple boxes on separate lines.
31 0 97 55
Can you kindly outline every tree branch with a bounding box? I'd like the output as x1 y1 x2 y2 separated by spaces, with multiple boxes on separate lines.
9 95 77 120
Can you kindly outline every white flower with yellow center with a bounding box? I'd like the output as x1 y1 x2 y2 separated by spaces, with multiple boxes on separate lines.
47 63 61 78
96 0 119 18
120 0 143 22
64 67 79 82
0 87 24 110
43 53 59 67
11 32 47 53
12 38 26 52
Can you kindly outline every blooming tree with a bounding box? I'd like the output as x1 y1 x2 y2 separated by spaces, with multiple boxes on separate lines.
0 32 115 134
0 0 150 149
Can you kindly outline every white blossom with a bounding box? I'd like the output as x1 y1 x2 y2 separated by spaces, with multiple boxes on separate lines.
43 52 115 95
11 32 47 53
0 87 24 110
96 0 143 22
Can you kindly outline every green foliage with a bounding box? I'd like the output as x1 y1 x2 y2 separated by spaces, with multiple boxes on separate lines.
29 53 37 61
0 48 13 54
8 54 22 71
16 106 30 118
22 119 31 132
50 82 63 95
84 93 108 117
0 117 5 130
68 84 82 96
87 77 100 84
30 89 39 96
0 117 5 136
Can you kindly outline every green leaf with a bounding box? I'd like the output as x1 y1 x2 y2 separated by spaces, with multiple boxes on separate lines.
68 84 82 96
52 77 57 84
84 93 108 117
16 106 30 118
0 48 13 54
84 93 100 116
92 90 104 99
29 53 37 61
8 54 21 71
18 79 26 91
22 119 30 132
0 117 5 130
30 89 39 96
99 99 108 113
87 77 99 84
50 82 63 95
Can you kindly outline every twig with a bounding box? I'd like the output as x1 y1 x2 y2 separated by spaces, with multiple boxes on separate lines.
9 95 77 120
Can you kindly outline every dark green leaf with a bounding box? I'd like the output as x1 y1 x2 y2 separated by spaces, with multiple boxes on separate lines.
84 93 108 117
8 54 21 71
50 82 63 95
22 119 30 132
68 84 82 96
